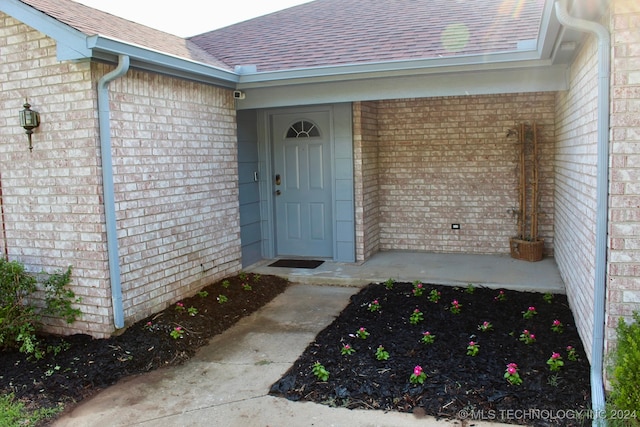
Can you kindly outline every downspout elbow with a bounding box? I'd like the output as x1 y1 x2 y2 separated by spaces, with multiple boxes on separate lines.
97 55 130 329
554 1 610 426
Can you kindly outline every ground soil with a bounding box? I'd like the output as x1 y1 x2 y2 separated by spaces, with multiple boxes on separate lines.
0 273 290 425
269 282 592 427
2 276 592 427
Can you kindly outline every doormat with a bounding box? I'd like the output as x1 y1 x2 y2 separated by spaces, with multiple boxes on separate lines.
268 259 325 269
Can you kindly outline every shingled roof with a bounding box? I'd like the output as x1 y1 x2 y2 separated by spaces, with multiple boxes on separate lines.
15 0 547 76
17 0 231 70
189 0 545 72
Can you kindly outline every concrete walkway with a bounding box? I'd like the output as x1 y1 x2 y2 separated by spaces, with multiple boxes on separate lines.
54 253 562 426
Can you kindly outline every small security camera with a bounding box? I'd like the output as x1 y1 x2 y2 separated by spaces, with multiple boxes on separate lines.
233 90 245 100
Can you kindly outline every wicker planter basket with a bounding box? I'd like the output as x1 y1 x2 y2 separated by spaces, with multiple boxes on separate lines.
510 238 544 262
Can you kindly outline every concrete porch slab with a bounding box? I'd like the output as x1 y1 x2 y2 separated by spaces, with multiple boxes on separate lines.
248 251 565 294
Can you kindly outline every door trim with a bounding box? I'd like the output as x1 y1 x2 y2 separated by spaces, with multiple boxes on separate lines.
258 104 355 262
273 111 333 257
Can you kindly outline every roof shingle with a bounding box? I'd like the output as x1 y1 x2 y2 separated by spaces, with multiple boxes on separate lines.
18 0 232 69
189 0 545 72
17 0 546 74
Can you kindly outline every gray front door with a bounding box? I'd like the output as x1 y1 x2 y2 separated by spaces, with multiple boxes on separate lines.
272 111 333 257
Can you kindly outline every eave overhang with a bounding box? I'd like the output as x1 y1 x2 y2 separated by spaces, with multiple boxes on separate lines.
3 0 589 108
2 0 238 89
86 36 239 89
234 60 569 110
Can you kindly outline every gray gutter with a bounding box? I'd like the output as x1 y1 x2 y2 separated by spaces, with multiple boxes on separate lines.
236 50 544 87
86 36 238 89
554 1 610 425
97 55 130 330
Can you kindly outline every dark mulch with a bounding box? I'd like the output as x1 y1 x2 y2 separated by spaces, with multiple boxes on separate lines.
0 273 289 423
269 282 592 426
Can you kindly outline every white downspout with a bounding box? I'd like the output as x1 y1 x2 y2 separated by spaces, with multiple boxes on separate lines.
554 1 610 425
97 55 130 329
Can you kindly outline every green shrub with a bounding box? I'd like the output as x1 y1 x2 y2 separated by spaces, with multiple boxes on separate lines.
0 393 61 427
608 311 640 425
0 259 81 359
42 265 82 323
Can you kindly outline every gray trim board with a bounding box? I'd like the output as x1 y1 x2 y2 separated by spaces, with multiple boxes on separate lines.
236 65 568 110
259 104 355 263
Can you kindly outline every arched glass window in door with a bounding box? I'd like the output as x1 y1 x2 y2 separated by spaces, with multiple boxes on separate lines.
286 120 320 138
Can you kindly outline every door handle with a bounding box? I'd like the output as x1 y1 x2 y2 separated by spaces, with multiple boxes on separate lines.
275 174 281 185
275 190 281 196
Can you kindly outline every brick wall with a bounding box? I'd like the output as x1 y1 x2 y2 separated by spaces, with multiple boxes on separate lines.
0 15 241 337
607 0 640 351
0 14 113 337
554 31 600 360
555 0 640 365
353 101 380 262
96 64 241 328
369 94 555 255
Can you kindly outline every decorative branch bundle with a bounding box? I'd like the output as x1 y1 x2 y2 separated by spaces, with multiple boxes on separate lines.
513 122 540 241
509 122 543 261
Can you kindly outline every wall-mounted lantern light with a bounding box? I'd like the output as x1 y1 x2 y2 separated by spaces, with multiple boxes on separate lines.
19 100 40 152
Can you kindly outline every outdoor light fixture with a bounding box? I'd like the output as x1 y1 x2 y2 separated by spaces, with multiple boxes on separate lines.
19 100 40 152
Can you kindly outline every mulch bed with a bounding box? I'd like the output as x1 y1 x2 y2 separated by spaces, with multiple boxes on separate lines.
0 273 289 423
269 281 592 427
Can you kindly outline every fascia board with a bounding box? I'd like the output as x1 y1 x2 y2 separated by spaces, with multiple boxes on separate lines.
86 36 239 88
0 1 238 87
237 55 554 90
1 0 92 60
235 64 569 110
537 0 561 59
237 50 543 87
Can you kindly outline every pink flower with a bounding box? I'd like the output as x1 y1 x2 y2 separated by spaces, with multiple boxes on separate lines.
528 306 536 312
359 327 365 332
175 327 182 331
530 334 536 340
414 309 420 313
566 345 574 351
469 341 476 346
453 300 459 305
423 331 431 336
417 284 423 289
507 366 517 374
373 300 379 304
344 344 351 349
413 365 423 376
551 352 561 360
523 329 529 334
